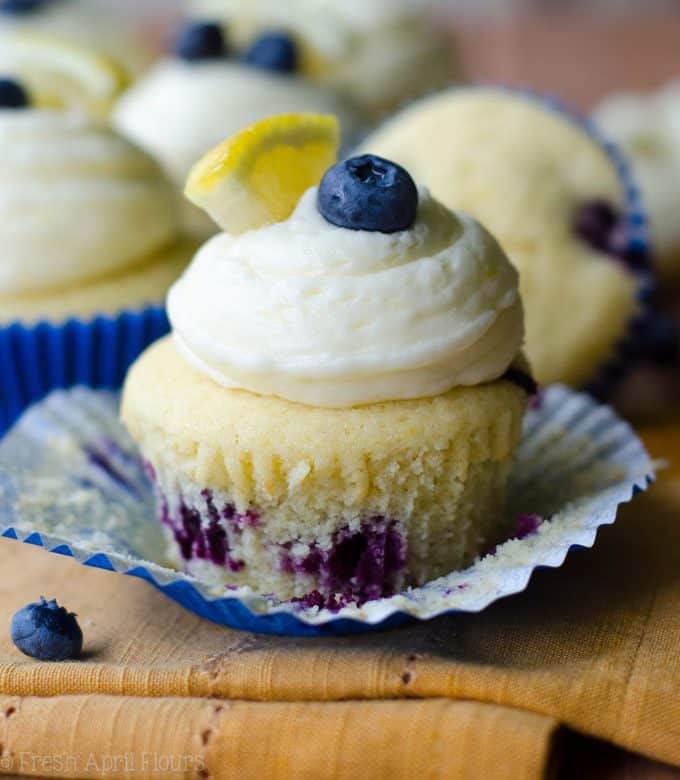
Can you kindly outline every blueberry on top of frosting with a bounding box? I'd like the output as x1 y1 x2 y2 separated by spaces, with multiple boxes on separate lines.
318 154 418 233
0 77 29 109
245 32 298 75
0 0 47 14
174 22 227 62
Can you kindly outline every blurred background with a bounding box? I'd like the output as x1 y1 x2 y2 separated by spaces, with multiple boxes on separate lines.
102 0 680 111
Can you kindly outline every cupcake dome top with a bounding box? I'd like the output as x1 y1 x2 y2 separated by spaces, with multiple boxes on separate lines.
593 80 680 277
0 106 180 296
360 88 642 388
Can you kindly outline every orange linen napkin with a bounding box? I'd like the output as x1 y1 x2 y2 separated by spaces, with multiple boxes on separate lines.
0 427 677 780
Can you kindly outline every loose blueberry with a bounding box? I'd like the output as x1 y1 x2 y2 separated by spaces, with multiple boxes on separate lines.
11 597 83 661
318 154 419 233
174 22 226 61
0 0 46 14
244 31 298 74
0 78 29 109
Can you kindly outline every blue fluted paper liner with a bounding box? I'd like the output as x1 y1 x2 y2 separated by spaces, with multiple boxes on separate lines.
0 307 169 436
0 386 655 637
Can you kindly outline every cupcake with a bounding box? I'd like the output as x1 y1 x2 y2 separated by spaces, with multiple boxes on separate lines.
113 21 361 236
188 0 456 119
0 0 152 77
122 114 530 605
0 77 194 432
359 87 650 391
593 81 680 284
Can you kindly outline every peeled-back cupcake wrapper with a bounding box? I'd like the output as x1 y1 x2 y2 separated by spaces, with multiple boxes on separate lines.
0 307 170 436
0 386 654 637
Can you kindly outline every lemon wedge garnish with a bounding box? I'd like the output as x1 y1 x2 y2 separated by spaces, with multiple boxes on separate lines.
0 32 128 119
185 113 340 235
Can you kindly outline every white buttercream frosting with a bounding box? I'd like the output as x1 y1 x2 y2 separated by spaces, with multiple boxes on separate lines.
113 59 359 189
0 0 151 75
189 0 451 116
0 109 179 296
594 80 680 265
168 188 524 408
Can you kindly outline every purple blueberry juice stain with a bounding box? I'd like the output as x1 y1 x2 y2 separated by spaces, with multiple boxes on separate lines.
443 583 469 597
484 513 544 558
283 517 407 608
572 199 648 272
83 445 135 495
528 390 544 412
573 199 619 254
514 513 544 539
144 460 157 484
156 487 246 570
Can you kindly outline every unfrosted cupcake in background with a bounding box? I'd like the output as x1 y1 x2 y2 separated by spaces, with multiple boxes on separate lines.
593 82 680 419
0 75 195 432
113 21 361 236
359 87 650 394
593 81 680 285
187 0 456 119
122 114 530 606
0 0 153 76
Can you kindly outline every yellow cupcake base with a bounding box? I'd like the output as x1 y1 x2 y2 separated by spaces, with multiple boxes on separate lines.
122 338 527 601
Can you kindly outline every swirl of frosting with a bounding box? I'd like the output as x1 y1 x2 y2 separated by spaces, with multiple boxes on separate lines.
168 188 524 408
0 110 179 296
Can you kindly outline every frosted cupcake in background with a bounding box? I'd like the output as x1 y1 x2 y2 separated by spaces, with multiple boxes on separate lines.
0 28 131 122
0 0 153 76
187 0 456 119
114 21 361 236
0 75 195 432
122 114 531 606
359 87 651 396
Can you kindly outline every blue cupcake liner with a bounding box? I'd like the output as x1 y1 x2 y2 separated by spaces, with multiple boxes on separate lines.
0 307 169 436
0 385 655 637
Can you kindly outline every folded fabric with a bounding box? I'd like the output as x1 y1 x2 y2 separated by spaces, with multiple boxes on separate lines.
0 426 677 779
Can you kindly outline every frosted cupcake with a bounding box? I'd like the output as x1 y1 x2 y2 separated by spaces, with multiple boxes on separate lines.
113 22 361 235
359 87 650 391
0 0 152 76
593 81 680 283
122 114 530 605
188 0 455 118
0 77 194 431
